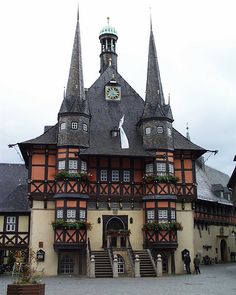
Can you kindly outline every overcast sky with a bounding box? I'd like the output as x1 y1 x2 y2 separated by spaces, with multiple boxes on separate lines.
0 0 235 176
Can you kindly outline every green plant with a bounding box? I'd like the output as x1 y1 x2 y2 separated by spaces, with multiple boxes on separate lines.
142 174 179 184
142 221 183 231
52 220 92 230
54 171 91 183
13 249 44 285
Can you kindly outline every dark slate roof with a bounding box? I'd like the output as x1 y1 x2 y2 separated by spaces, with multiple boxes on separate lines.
0 184 29 212
196 161 232 206
141 26 173 122
228 155 236 188
59 11 89 116
173 129 205 154
81 66 154 157
0 163 27 202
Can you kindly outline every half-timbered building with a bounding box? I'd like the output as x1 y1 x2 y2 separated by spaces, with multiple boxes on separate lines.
9 10 236 276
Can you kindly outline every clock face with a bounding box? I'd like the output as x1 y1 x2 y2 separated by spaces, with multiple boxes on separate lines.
105 86 121 101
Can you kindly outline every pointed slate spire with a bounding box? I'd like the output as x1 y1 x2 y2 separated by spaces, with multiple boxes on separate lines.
142 22 173 122
59 6 89 116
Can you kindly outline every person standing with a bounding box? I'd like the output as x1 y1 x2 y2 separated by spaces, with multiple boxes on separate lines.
184 253 191 274
193 254 201 274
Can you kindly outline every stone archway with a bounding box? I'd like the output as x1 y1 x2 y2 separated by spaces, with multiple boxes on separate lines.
220 239 228 262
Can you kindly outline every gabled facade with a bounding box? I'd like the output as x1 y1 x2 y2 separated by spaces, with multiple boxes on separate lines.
13 10 236 277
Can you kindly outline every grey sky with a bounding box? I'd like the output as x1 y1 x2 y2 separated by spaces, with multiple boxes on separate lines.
0 0 235 176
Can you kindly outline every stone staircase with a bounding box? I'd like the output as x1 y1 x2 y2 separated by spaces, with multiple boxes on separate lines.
133 250 156 277
91 250 113 278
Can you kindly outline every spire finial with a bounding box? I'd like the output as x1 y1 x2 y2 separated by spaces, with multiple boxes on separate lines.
77 3 80 20
149 7 152 30
168 93 170 105
63 87 66 99
186 122 191 140
107 17 110 25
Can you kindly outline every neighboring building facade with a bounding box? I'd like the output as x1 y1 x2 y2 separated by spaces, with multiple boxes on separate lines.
0 164 30 266
2 10 235 276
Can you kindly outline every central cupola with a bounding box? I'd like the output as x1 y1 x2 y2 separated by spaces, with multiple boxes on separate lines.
99 17 118 74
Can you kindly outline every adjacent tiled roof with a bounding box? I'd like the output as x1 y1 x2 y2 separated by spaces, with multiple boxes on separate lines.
0 163 27 201
0 184 29 212
0 163 29 212
228 155 236 188
196 161 232 206
173 129 206 153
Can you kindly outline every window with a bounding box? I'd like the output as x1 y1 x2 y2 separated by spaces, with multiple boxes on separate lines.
82 123 88 132
156 163 166 175
100 170 108 181
79 209 86 221
6 216 16 232
167 127 172 136
69 160 77 174
67 209 76 221
57 209 63 219
169 164 174 174
71 122 78 130
171 210 176 220
112 170 119 182
117 255 125 273
145 127 151 135
147 210 155 223
146 163 154 174
158 210 168 221
157 126 164 134
60 122 66 130
123 170 130 182
58 160 66 170
81 161 87 172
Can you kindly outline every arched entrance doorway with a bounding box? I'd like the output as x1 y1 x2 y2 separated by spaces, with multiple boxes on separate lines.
220 239 227 262
102 216 128 248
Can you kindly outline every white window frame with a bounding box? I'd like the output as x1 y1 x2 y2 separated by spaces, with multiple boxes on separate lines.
69 160 78 170
123 170 130 182
171 210 176 220
57 209 64 219
147 210 155 223
145 127 151 135
167 127 172 136
81 161 87 172
6 216 16 232
146 163 154 174
158 209 168 220
82 123 88 132
157 126 164 134
156 163 166 175
67 209 76 221
100 170 108 181
112 170 119 182
169 164 174 174
79 209 86 220
58 160 66 170
117 255 125 273
71 122 78 130
60 122 66 130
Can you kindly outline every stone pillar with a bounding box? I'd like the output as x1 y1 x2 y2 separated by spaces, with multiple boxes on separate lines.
168 254 172 275
135 254 140 278
90 255 95 278
157 254 162 277
113 254 118 278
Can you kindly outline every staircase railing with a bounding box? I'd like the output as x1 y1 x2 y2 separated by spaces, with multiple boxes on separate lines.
127 237 135 276
107 236 114 275
147 249 157 276
87 237 92 276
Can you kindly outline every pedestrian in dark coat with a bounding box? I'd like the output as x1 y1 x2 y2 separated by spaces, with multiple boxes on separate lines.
184 253 191 274
193 254 201 274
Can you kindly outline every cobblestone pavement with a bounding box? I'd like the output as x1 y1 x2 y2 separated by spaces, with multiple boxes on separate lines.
1 263 236 295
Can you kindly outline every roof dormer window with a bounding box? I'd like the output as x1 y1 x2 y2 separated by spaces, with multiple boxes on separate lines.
145 127 151 135
157 126 164 134
82 123 88 132
60 123 66 130
71 122 78 130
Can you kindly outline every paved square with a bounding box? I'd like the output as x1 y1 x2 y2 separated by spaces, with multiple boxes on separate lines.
1 263 236 295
